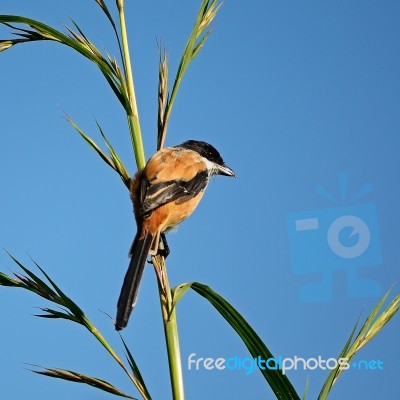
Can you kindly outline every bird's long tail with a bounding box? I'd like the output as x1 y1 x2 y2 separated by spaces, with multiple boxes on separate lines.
116 231 153 330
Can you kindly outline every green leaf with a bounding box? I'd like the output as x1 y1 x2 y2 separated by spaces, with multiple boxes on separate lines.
119 335 151 400
0 271 23 287
65 114 130 187
95 119 131 187
29 258 88 326
31 366 136 399
34 307 81 323
4 252 62 304
65 115 116 168
186 282 300 400
171 282 193 311
318 285 400 400
318 311 362 398
302 378 309 400
0 15 129 110
157 0 222 146
95 0 116 28
2 255 150 397
157 45 168 150
351 284 394 349
94 0 124 64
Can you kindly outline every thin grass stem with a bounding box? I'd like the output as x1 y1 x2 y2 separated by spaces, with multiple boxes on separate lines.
153 255 185 400
117 0 146 170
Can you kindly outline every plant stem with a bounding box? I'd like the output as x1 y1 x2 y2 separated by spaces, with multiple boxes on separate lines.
117 0 146 170
153 255 185 400
118 1 181 397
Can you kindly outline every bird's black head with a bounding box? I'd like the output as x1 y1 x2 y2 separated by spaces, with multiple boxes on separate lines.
178 140 235 177
179 140 223 164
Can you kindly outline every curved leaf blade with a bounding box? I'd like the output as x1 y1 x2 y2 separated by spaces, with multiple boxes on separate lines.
0 15 129 109
119 335 151 400
31 366 135 399
182 282 300 400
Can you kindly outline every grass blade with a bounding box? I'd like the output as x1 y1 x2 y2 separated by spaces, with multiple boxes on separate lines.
0 15 129 110
157 45 168 149
64 114 118 171
318 285 400 400
302 378 309 400
95 119 131 187
177 281 300 400
31 366 135 399
157 0 221 146
317 314 361 399
119 335 151 399
94 0 125 71
4 252 65 305
2 255 150 398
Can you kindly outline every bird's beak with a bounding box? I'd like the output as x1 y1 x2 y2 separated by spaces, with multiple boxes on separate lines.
217 164 235 177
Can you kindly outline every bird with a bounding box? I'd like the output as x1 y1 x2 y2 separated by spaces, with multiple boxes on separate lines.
115 140 235 330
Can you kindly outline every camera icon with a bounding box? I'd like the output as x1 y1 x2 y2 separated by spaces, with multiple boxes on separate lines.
287 203 382 301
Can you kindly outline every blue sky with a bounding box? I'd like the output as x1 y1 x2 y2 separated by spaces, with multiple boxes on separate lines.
1 1 399 399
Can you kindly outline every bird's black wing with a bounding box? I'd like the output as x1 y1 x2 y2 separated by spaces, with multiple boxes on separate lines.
139 170 208 217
